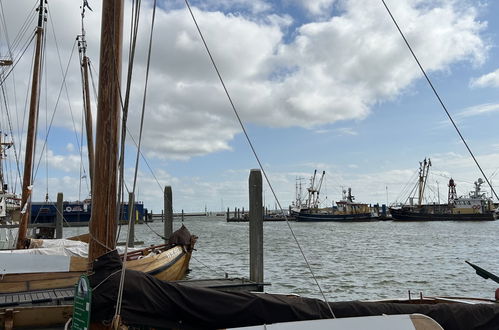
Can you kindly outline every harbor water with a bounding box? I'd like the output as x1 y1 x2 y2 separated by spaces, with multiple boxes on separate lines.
66 216 499 302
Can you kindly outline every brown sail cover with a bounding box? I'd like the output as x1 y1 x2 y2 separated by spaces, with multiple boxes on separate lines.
90 250 499 330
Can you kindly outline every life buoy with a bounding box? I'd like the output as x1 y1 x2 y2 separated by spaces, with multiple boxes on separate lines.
65 206 72 212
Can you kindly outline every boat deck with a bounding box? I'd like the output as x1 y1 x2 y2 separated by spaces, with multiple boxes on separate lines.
0 287 74 307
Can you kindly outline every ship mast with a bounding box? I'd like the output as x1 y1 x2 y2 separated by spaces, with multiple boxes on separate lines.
417 158 431 207
88 0 124 264
16 0 46 248
77 1 95 191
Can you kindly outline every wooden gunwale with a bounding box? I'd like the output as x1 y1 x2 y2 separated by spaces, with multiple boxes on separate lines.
0 246 192 294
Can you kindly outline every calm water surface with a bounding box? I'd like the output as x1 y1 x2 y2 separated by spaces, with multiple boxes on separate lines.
66 216 499 301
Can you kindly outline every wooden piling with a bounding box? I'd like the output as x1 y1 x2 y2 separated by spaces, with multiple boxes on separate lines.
128 192 135 248
249 169 263 288
55 193 63 239
164 186 173 243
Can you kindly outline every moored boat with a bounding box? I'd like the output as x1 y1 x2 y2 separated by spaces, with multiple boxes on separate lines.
390 159 497 221
296 184 376 222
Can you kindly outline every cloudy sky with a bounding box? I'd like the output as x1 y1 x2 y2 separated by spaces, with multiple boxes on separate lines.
1 0 499 213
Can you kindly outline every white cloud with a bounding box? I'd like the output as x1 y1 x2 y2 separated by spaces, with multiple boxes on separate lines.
336 127 358 136
457 102 499 118
295 0 337 17
470 68 499 88
1 0 489 162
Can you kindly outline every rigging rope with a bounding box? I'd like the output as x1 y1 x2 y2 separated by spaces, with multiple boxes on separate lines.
115 0 142 247
381 0 499 202
184 0 336 318
115 0 157 319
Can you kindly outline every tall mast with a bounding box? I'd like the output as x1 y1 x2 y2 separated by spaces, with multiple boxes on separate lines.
16 0 46 248
417 158 431 207
88 0 123 264
78 2 95 191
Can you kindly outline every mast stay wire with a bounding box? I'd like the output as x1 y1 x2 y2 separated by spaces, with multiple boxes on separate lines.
32 39 80 183
380 0 499 202
183 0 336 318
0 5 38 85
115 0 157 320
115 0 142 246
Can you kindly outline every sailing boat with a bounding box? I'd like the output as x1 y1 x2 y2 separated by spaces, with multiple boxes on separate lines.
390 159 498 221
0 0 196 296
85 3 498 330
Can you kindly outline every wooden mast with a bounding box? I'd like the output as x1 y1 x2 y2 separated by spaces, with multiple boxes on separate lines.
88 0 124 264
78 6 95 190
16 0 45 248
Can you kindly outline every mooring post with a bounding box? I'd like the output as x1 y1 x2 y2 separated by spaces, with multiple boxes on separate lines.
249 169 263 290
127 192 135 247
55 192 63 239
164 186 173 244
226 207 229 221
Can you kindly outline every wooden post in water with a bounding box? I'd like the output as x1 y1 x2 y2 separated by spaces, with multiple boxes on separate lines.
164 186 173 243
88 0 123 265
128 192 135 248
55 193 63 239
249 169 263 289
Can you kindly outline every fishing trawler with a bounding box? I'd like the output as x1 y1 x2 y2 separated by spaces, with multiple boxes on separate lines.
390 159 497 221
293 170 375 222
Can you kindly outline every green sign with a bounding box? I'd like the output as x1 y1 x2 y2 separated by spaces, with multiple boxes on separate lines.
72 274 92 330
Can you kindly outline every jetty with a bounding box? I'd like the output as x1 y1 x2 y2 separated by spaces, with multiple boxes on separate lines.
226 207 294 222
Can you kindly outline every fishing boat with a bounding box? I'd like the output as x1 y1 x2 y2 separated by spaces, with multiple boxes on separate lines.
0 1 197 324
390 159 498 221
293 170 375 222
30 199 149 229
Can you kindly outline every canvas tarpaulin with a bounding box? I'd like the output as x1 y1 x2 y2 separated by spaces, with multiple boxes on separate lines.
90 250 499 330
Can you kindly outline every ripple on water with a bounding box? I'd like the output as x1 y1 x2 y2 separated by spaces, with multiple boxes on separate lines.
64 217 499 301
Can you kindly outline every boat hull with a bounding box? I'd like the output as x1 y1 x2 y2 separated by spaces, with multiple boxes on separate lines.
295 212 374 222
0 245 192 293
390 208 496 221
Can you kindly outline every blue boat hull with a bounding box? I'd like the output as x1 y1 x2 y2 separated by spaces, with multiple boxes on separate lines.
295 212 374 222
30 201 147 226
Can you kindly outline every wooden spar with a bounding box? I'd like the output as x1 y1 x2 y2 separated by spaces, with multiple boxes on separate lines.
16 0 45 249
88 0 124 264
79 5 95 190
82 56 94 188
